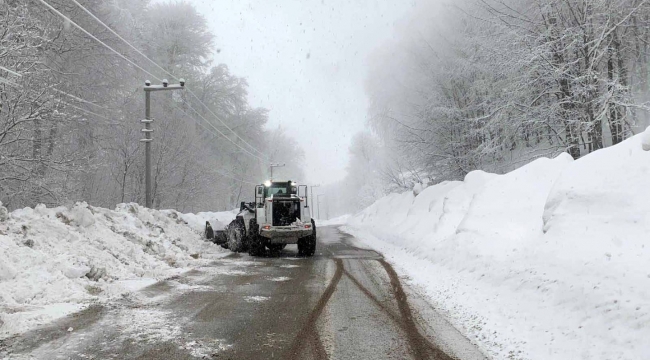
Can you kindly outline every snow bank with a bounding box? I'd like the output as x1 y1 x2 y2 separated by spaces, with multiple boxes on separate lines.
0 203 232 339
345 130 650 360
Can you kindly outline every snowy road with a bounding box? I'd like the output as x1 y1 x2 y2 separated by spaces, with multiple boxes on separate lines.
0 227 485 360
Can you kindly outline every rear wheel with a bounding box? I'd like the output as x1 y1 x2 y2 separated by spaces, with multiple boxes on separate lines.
228 219 247 253
307 220 317 256
248 219 265 256
298 234 316 257
307 234 316 256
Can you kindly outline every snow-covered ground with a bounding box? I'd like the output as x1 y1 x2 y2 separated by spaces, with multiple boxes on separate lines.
0 203 235 340
342 127 650 360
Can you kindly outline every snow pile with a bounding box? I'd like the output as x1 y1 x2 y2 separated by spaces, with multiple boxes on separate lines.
344 131 650 360
349 170 499 253
0 202 232 339
454 155 573 259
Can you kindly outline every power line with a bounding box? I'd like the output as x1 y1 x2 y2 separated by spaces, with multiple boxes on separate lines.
51 87 106 109
38 0 269 163
173 123 260 185
167 103 260 185
168 101 266 162
67 0 169 78
0 76 21 88
2 71 112 120
55 99 113 122
1 65 105 110
57 93 257 185
182 101 268 162
34 0 163 82
0 66 22 77
186 89 268 159
205 166 258 186
66 0 269 160
2 78 107 118
203 161 259 185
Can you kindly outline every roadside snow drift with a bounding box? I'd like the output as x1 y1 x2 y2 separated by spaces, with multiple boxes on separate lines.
0 203 234 339
344 128 650 360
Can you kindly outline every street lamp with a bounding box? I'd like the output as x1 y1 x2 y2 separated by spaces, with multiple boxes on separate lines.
142 79 185 208
269 163 285 180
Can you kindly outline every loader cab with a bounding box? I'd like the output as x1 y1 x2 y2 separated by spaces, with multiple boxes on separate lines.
262 181 297 198
255 180 309 226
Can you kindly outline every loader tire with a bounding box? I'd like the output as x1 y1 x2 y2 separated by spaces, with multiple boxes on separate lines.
228 219 247 253
307 234 317 256
298 235 316 257
248 219 264 256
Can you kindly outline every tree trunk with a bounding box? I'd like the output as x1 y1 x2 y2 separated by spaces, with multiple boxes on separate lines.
608 48 623 145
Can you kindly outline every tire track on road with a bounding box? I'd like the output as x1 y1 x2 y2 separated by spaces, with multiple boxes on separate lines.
342 260 454 360
286 255 454 360
379 259 454 360
286 259 343 360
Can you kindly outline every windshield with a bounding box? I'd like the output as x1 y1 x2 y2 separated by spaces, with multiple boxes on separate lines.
265 183 290 197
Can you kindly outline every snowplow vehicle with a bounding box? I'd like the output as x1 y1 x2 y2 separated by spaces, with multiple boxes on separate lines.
218 180 317 257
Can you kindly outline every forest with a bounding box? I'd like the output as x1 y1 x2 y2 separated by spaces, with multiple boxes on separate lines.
0 0 304 212
337 0 650 213
5 0 650 216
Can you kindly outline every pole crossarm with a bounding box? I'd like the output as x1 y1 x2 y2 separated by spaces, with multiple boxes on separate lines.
144 84 185 91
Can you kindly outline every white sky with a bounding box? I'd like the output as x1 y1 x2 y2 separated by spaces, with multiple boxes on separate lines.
177 0 422 185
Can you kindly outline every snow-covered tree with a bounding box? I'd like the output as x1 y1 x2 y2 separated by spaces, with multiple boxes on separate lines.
362 0 650 189
0 0 302 212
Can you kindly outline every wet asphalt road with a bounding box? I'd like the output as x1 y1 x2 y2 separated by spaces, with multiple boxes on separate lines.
0 227 486 360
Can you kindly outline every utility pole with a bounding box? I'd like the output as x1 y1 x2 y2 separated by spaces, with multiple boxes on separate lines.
310 184 320 214
326 196 329 220
269 163 285 180
142 78 185 208
317 194 325 220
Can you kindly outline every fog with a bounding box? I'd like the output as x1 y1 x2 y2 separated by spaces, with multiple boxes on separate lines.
175 0 430 185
